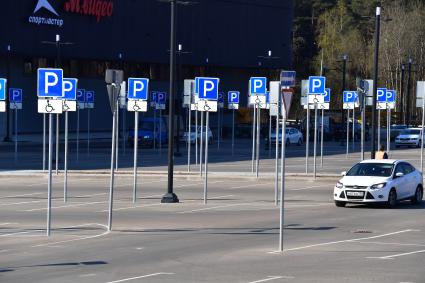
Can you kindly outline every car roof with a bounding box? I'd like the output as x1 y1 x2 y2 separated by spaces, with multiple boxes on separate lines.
360 159 399 164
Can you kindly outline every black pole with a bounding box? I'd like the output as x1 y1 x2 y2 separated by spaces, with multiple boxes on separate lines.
162 0 179 203
4 45 11 142
174 45 182 157
401 64 405 124
406 58 412 127
341 55 347 145
371 7 381 159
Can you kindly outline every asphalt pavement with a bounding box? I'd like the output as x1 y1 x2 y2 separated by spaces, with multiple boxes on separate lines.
1 174 425 283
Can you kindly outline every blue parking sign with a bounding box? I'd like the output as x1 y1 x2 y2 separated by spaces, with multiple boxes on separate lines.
86 91 95 103
63 78 78 100
128 78 149 100
249 77 267 95
77 89 86 102
228 91 239 104
195 77 200 95
157 92 167 105
377 88 387 102
324 88 331 103
386 90 396 103
37 68 63 98
308 76 326 95
9 88 22 102
0 79 7 101
343 91 357 103
197 77 219 100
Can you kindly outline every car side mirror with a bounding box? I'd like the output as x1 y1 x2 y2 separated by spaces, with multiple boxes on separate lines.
341 171 346 176
395 172 404 178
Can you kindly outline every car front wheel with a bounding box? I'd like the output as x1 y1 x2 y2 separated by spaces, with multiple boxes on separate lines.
411 185 423 204
335 200 346 207
386 189 397 208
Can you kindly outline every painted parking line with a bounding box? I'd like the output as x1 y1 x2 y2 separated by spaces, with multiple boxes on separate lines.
179 203 250 214
0 223 18 226
289 185 327 191
248 275 294 283
0 192 44 199
268 229 418 254
367 249 425 260
0 230 44 237
0 200 45 207
31 223 109 248
98 203 162 213
21 201 107 212
105 272 175 283
229 183 273 190
356 241 425 247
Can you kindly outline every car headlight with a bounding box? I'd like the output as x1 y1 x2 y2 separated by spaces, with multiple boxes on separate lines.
336 182 343 189
370 183 386 190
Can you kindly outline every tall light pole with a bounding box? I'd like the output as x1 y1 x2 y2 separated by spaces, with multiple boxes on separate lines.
4 45 11 142
341 54 347 135
401 64 405 124
371 7 381 159
406 58 412 126
162 0 179 203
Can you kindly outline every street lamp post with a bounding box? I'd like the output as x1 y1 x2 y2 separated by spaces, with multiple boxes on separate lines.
341 54 347 144
4 45 11 142
401 64 405 124
406 58 412 126
161 0 179 203
371 7 381 159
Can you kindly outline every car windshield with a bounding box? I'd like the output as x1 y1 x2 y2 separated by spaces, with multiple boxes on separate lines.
139 122 154 131
346 163 394 177
400 129 420 135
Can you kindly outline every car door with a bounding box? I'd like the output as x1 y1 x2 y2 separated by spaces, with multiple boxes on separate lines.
401 163 416 197
392 163 407 199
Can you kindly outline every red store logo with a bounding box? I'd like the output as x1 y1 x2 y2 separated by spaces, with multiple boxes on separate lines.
64 0 113 22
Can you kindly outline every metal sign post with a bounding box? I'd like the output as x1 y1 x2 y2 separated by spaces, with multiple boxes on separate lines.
9 89 23 163
116 105 119 171
64 110 69 202
378 108 381 149
204 109 210 204
195 108 198 165
387 107 390 155
43 114 46 171
251 105 256 173
200 111 204 176
320 107 324 167
270 81 281 205
133 111 139 202
37 68 64 236
256 103 260 178
87 108 90 154
105 68 124 231
352 106 355 152
232 108 235 156
421 98 424 174
313 101 318 179
76 89 85 162
228 91 240 157
306 105 309 174
187 107 191 172
361 94 365 161
154 108 157 149
159 109 162 154
56 113 60 175
346 108 349 157
14 108 17 162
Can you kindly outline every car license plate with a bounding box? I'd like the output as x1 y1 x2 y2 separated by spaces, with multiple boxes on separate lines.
346 191 364 197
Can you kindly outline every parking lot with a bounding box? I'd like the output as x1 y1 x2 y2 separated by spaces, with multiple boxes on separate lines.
1 168 425 283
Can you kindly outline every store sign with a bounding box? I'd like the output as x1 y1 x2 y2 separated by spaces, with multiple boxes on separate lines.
64 0 114 22
29 0 64 27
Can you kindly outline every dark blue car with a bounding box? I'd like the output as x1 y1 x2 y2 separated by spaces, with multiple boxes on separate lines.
128 117 168 148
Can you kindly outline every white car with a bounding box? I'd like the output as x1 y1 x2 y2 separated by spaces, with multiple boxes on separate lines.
395 128 424 148
334 159 423 208
266 127 303 149
181 126 213 144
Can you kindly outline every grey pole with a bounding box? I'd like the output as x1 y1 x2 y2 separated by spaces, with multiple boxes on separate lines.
115 106 119 171
252 105 256 173
159 109 162 156
421 101 424 174
313 102 317 179
200 111 204 176
275 114 279 206
154 108 156 149
47 113 53 236
305 105 309 174
56 113 59 175
371 7 381 159
256 105 260 178
195 109 198 165
14 108 17 163
269 114 272 157
378 109 381 149
217 107 220 149
122 108 126 154
279 115 287 252
320 107 324 167
187 107 191 172
352 106 355 152
108 104 118 231
232 108 235 156
387 107 390 155
64 111 69 203
203 110 210 204
76 108 80 162
346 108 349 158
43 113 46 171
133 111 139 203
361 95 365 161
87 108 90 155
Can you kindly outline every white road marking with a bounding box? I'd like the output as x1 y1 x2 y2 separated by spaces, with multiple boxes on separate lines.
21 201 107 212
98 203 162 212
31 223 109 247
289 185 326 191
357 241 425 247
229 183 273 190
0 223 18 226
248 276 294 283
105 272 175 283
0 230 43 237
209 194 234 200
268 229 417 254
0 192 44 199
73 193 107 198
0 200 44 207
80 274 97 278
179 203 250 214
367 249 425 260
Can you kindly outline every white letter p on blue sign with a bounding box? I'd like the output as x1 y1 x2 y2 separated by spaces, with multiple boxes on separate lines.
197 77 219 100
128 78 149 100
250 77 267 95
308 76 326 95
37 68 63 98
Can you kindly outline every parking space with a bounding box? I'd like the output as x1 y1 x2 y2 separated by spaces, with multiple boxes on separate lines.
1 174 424 282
